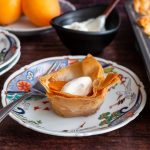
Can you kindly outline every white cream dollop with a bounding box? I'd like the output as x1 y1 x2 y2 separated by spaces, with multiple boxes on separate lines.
61 76 92 96
63 15 106 32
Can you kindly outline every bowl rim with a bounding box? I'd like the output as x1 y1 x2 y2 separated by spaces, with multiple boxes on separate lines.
51 4 121 35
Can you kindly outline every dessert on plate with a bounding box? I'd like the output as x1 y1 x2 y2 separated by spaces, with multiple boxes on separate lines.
133 0 150 15
39 54 120 117
137 15 150 36
133 0 150 36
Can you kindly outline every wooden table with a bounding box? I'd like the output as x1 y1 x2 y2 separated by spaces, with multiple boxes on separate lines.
0 0 150 149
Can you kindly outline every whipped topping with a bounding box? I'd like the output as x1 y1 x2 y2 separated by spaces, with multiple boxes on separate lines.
61 76 92 96
63 15 106 32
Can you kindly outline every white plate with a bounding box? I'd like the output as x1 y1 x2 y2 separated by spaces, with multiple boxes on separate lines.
0 30 20 69
0 0 76 36
0 51 21 76
1 56 146 137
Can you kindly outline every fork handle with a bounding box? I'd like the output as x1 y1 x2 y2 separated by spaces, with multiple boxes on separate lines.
0 92 32 123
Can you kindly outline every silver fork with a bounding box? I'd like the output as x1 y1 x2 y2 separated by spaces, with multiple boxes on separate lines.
0 61 61 123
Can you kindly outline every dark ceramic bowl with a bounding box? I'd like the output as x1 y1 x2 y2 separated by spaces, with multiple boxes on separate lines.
51 4 121 55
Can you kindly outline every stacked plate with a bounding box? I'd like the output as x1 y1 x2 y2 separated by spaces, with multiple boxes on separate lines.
0 30 21 76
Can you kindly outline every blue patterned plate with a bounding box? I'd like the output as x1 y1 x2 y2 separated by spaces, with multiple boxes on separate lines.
0 30 20 69
1 56 146 137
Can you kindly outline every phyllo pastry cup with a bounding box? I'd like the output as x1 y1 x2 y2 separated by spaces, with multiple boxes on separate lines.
39 55 120 117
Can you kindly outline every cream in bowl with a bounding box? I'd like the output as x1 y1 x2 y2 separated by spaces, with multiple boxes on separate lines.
51 4 121 55
63 15 106 32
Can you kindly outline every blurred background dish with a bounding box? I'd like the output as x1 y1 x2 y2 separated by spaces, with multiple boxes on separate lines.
0 51 20 76
0 30 20 75
0 0 76 36
0 30 20 69
125 0 150 81
51 4 120 56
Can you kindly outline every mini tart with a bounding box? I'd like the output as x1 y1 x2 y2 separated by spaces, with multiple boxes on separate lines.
39 54 120 117
137 16 150 36
133 0 150 15
133 0 150 36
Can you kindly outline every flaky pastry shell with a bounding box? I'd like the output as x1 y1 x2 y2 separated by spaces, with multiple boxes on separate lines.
39 55 120 117
133 0 150 15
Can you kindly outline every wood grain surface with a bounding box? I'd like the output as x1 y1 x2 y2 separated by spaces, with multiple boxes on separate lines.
0 0 150 150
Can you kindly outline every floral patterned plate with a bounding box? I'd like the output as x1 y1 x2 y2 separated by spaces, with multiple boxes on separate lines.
1 56 146 137
0 0 76 36
0 30 20 69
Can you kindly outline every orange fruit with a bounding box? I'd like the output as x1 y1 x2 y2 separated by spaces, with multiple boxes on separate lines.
22 0 61 27
0 0 21 25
